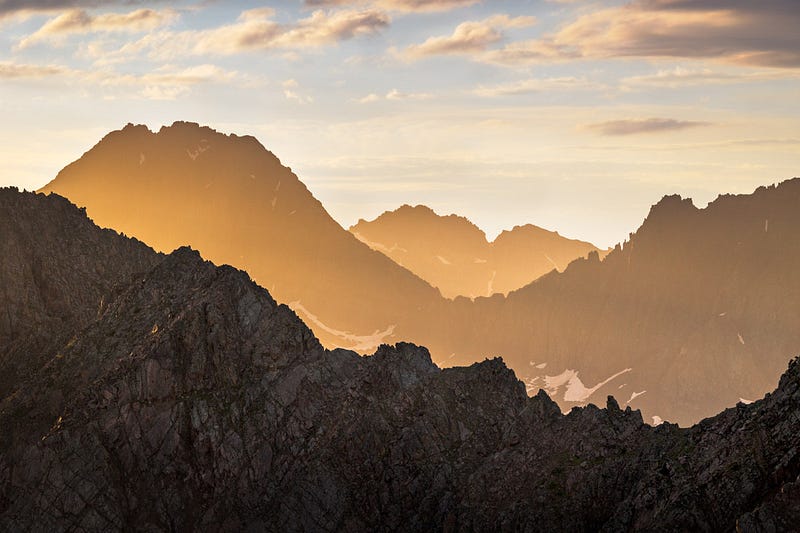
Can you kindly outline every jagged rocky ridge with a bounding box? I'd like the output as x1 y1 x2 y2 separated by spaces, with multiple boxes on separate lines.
438 180 800 426
38 122 800 426
1 188 800 531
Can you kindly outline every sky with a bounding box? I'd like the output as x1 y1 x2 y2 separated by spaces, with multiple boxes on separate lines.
0 0 798 248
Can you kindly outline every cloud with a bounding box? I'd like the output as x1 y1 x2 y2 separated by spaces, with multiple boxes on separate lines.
474 76 604 97
480 39 574 65
0 60 67 78
282 79 314 103
585 118 713 136
304 0 478 13
404 14 536 59
483 0 800 68
355 88 432 102
72 7 390 62
0 0 166 19
386 88 432 100
18 8 177 48
169 8 390 56
621 66 800 89
85 63 240 100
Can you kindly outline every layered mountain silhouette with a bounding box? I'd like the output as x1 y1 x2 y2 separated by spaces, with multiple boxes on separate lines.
438 181 800 426
39 122 800 426
350 204 605 298
40 122 444 352
2 187 800 531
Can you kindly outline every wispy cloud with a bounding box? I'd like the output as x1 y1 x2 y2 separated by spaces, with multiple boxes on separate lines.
17 8 177 49
282 79 314 104
621 66 800 89
474 76 604 97
585 118 713 136
305 0 478 13
483 0 800 68
97 8 392 59
0 0 162 18
0 59 241 99
404 14 535 59
355 88 433 102
0 60 68 78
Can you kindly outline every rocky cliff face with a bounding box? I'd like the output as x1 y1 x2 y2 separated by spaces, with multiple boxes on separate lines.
0 188 160 427
1 188 799 531
350 204 604 299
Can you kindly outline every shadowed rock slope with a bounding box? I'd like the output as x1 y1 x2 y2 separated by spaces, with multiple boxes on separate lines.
1 188 800 532
350 204 605 298
40 122 444 352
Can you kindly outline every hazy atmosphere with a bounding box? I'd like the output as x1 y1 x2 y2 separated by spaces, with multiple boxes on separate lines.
2 0 798 246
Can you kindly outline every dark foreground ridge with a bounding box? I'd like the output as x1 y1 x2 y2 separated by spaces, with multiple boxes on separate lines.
1 188 799 531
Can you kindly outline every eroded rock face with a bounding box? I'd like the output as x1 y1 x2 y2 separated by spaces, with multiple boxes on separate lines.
1 188 800 531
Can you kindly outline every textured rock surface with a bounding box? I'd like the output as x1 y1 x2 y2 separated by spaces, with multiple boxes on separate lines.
2 188 800 531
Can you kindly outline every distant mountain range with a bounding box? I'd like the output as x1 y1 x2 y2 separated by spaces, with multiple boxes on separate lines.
39 123 800 426
436 182 800 425
2 187 799 531
350 204 605 298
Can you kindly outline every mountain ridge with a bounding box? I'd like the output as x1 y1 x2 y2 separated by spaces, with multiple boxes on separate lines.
1 186 800 531
40 121 446 353
35 122 800 425
350 202 605 298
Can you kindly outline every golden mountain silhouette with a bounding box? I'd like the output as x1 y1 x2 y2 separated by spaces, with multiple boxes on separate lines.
351 204 606 298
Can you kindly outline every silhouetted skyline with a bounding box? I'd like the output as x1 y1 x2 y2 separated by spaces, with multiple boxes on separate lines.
1 0 799 246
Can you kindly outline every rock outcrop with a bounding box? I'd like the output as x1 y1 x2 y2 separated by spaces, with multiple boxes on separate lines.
1 188 800 531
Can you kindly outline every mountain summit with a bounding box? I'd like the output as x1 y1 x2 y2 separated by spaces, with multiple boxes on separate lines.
351 204 605 298
40 121 444 352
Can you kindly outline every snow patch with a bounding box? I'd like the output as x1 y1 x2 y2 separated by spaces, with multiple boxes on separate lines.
271 196 277 209
352 232 407 255
739 397 754 405
718 312 726 317
536 362 547 369
765 219 769 232
651 416 663 426
543 253 560 271
474 258 488 264
139 153 145 165
627 390 646 404
544 367 632 403
275 180 281 192
436 255 451 265
289 301 395 352
186 142 210 161
487 270 496 296
738 333 745 345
